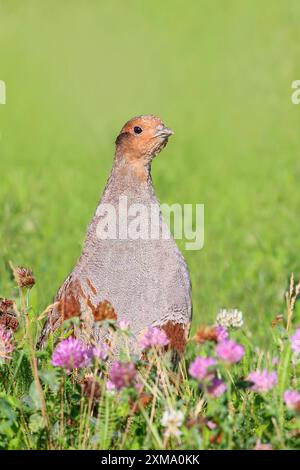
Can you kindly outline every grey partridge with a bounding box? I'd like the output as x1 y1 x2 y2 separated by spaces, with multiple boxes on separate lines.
37 115 192 356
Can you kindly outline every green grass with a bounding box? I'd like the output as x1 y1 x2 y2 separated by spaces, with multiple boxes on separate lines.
1 0 300 341
0 281 299 450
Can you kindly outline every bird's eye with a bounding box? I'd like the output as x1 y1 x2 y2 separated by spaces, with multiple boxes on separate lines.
133 126 143 134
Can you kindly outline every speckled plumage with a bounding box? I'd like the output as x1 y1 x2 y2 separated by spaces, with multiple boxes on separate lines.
37 115 192 354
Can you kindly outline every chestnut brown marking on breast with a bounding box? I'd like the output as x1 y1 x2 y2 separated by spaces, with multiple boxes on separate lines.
194 325 219 344
85 297 117 322
86 296 97 318
86 277 97 295
161 321 189 353
57 280 85 320
92 300 117 322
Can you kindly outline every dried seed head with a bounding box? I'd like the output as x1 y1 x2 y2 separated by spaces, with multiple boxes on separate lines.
0 298 19 332
13 266 35 289
82 373 101 400
0 298 16 316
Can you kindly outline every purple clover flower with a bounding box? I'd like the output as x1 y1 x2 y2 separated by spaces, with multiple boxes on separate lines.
106 380 116 392
216 339 244 364
283 390 300 410
92 343 110 361
247 369 277 393
138 327 169 351
0 325 14 362
189 356 216 381
51 337 91 372
109 361 137 390
206 420 217 430
207 377 227 398
215 326 229 342
290 328 300 354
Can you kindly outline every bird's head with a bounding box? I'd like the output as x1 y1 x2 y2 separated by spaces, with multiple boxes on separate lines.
115 115 174 163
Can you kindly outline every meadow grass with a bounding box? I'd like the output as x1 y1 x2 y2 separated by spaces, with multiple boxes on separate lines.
0 271 299 450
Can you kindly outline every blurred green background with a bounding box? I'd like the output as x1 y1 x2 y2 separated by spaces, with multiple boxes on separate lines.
1 0 300 340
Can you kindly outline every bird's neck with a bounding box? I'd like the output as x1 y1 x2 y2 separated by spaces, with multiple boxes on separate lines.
101 153 156 204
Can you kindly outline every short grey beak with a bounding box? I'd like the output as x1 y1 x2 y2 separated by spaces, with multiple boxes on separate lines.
155 126 174 138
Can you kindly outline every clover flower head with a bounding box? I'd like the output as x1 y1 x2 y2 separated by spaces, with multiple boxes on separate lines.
51 337 91 372
14 266 35 289
206 420 217 430
216 309 243 328
0 298 18 332
106 380 116 393
0 325 14 362
247 369 277 393
161 409 184 438
109 361 137 390
290 328 300 354
207 377 227 398
215 325 229 342
138 327 169 350
189 356 216 381
92 343 110 361
216 339 244 364
283 390 300 410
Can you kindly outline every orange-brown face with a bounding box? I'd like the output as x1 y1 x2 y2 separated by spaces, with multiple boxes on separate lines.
115 115 174 162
